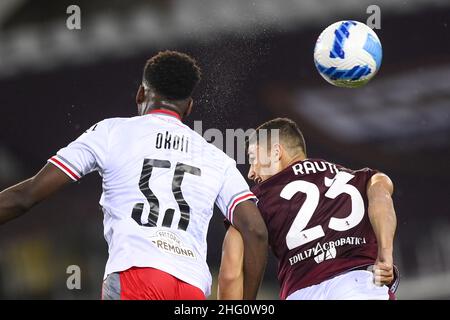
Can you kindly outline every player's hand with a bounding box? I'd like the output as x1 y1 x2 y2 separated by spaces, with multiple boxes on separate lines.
372 255 394 286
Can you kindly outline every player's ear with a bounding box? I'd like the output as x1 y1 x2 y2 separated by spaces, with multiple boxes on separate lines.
136 85 145 105
272 143 282 162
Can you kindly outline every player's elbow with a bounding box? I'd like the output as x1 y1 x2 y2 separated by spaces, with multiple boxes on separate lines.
0 178 36 225
233 201 268 244
250 225 269 246
257 225 269 244
10 178 38 211
218 264 244 300
218 265 243 287
247 220 268 244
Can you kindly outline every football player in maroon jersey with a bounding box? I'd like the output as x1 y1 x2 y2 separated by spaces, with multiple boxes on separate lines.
218 118 398 300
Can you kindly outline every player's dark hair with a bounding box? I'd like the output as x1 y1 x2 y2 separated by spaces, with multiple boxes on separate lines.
143 50 202 100
249 118 307 156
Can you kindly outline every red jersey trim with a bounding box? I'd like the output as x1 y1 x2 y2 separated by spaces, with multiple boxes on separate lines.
48 156 81 181
228 193 257 224
147 109 181 121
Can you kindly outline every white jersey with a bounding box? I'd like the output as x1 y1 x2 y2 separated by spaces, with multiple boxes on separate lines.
48 110 256 296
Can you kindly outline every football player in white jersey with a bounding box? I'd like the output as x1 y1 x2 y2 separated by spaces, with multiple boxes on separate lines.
0 51 268 300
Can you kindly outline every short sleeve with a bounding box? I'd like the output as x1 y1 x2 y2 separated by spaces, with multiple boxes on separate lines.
47 120 109 181
215 158 257 225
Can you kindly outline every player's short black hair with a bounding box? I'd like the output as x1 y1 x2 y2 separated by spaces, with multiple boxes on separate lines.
143 50 202 100
249 118 307 156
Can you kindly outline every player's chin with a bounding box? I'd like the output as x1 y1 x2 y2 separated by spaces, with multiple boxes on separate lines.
251 176 263 184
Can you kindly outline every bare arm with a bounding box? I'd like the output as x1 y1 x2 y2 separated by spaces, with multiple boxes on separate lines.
0 163 72 225
231 200 268 300
218 225 244 299
367 172 397 285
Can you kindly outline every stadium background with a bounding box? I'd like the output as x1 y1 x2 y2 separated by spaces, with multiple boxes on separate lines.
0 0 449 299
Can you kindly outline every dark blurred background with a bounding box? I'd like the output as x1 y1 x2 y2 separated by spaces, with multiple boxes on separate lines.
0 0 449 299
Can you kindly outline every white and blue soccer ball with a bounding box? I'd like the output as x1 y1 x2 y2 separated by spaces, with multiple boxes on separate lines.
314 21 382 88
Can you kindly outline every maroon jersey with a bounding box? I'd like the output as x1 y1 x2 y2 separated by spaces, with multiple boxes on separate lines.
251 158 378 299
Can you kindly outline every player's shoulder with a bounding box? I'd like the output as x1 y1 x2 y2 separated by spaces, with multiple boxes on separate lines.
186 127 234 163
78 118 125 137
208 143 236 166
93 115 155 133
92 117 130 130
304 158 381 180
348 165 379 177
317 158 376 175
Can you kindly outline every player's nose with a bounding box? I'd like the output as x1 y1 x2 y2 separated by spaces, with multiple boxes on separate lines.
248 166 255 180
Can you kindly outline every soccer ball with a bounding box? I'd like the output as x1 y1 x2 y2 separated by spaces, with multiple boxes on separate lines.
313 20 382 88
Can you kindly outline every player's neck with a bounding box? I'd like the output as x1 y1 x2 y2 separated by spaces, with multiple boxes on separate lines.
146 105 183 120
282 153 306 171
146 94 189 119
